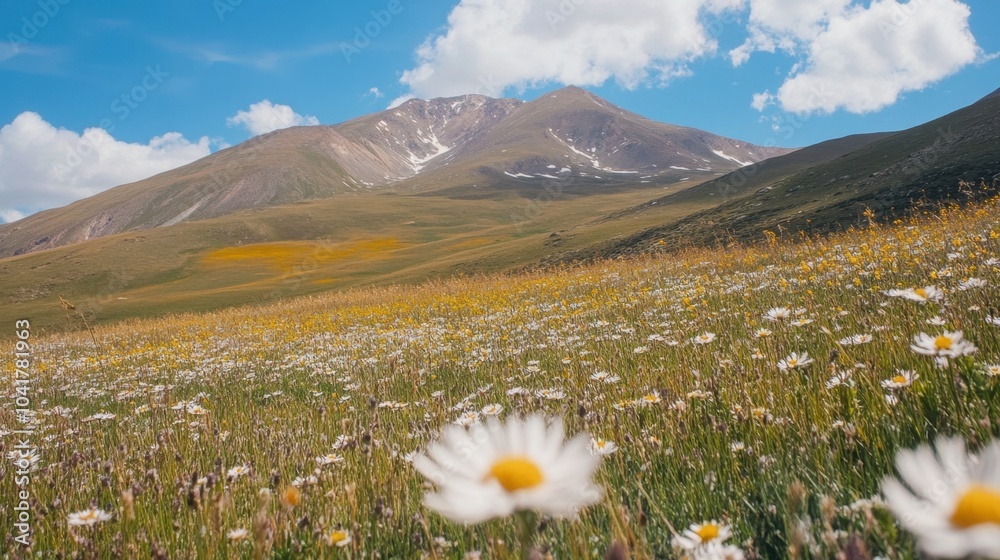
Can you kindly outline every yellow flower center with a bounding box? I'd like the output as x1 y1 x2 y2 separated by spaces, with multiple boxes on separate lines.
950 485 1000 528
934 336 953 350
329 530 349 544
892 375 907 384
696 523 720 541
487 456 544 492
914 288 927 298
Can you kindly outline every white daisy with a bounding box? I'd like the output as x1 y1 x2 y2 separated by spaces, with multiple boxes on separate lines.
826 371 855 389
881 437 1000 558
412 414 603 524
480 404 503 416
881 370 920 389
226 465 251 479
764 307 792 321
778 352 814 371
692 332 716 345
911 331 978 358
590 371 621 383
454 411 481 427
839 334 873 346
957 278 987 290
672 520 733 550
885 286 944 303
315 454 344 467
589 438 618 456
326 529 352 547
67 507 113 527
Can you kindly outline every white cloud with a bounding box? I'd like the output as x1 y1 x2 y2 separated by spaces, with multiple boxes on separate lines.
367 87 385 98
387 94 415 109
226 100 319 136
730 0 851 65
1 209 26 223
396 0 744 99
0 112 215 223
737 0 982 114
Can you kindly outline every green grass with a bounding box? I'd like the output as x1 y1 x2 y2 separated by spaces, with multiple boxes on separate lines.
2 193 998 558
0 181 708 335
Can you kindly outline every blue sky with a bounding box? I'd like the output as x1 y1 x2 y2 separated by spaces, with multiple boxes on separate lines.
1 0 998 222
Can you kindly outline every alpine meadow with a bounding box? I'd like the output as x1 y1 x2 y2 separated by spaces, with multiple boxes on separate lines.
2 1 1000 559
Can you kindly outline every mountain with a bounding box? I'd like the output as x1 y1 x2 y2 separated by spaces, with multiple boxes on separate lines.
0 86 788 258
397 86 789 196
0 95 523 257
559 88 1000 259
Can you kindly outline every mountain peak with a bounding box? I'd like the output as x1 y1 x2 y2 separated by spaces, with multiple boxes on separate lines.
981 87 1000 101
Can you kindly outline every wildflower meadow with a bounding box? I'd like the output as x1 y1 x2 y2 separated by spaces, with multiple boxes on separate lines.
3 192 1000 558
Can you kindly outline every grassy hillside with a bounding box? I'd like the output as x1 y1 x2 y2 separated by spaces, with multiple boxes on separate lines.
568 90 1000 258
0 179 711 334
4 191 998 558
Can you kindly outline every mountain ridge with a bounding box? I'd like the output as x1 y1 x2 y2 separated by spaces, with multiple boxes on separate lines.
0 86 789 258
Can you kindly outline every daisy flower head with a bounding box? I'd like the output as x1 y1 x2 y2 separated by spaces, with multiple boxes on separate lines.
826 370 855 389
315 453 344 467
692 332 716 345
68 507 113 527
326 529 352 547
641 392 663 405
589 438 618 456
839 334 873 346
958 278 987 291
411 414 603 524
911 331 978 358
981 364 1000 378
885 286 944 303
227 465 252 480
672 520 733 550
764 307 792 321
778 352 814 372
754 328 773 338
881 436 1000 558
590 371 621 384
480 404 503 416
227 528 249 542
881 370 919 389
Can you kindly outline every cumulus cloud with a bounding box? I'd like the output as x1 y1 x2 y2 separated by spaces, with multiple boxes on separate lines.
226 100 319 136
0 112 214 223
736 0 983 114
396 0 744 99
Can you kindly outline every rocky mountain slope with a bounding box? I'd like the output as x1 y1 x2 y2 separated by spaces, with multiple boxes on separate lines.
0 86 788 258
